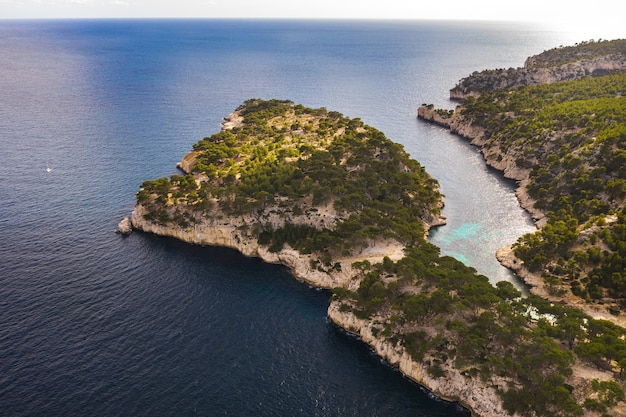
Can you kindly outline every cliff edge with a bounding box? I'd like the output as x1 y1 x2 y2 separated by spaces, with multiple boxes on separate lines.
130 96 626 416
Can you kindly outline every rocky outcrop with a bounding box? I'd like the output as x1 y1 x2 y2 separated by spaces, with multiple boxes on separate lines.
176 150 201 174
417 106 486 146
221 111 244 130
116 217 133 235
450 53 626 99
514 179 546 227
328 302 508 417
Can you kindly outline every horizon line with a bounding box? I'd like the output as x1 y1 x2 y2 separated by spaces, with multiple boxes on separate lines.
0 16 547 24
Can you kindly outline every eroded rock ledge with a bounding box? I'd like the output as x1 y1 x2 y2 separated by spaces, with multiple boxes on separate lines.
131 204 409 290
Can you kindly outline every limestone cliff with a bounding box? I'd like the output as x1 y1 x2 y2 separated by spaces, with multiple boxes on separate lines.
131 204 406 290
450 39 626 99
176 150 201 174
327 302 508 417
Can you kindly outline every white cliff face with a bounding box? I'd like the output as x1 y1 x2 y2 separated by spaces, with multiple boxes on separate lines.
130 205 404 290
327 302 512 417
450 54 626 99
331 294 626 417
417 106 486 145
221 111 244 130
176 151 201 174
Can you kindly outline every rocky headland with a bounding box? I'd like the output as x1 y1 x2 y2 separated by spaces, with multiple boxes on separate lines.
129 63 626 416
131 99 445 290
450 39 626 99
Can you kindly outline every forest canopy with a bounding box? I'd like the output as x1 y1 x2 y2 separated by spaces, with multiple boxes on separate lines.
137 99 443 257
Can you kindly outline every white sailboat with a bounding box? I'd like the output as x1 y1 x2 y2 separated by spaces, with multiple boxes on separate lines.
45 161 52 173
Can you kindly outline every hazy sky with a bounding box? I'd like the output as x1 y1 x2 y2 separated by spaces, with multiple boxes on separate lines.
1 0 624 38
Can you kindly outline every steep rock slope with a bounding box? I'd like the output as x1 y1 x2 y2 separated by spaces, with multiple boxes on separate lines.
450 39 626 99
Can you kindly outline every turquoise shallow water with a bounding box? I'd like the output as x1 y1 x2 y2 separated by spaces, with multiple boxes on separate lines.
444 223 484 244
0 19 586 416
440 224 485 265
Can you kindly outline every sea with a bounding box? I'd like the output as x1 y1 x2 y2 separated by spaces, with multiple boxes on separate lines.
0 19 592 416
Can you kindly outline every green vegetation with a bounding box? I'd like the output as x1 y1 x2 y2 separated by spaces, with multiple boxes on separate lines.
414 40 626 415
457 71 626 308
332 246 626 417
526 39 626 69
136 43 626 415
138 99 442 259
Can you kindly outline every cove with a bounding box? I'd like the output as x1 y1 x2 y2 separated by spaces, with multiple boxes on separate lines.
410 120 536 288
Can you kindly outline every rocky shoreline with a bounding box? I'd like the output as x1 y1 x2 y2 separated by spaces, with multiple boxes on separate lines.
450 52 626 100
130 204 412 290
417 105 545 227
129 204 492 415
417 104 626 333
327 302 505 417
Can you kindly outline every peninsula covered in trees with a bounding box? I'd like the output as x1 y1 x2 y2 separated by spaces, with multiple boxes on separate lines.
419 39 626 318
136 99 444 262
131 38 626 417
416 38 626 416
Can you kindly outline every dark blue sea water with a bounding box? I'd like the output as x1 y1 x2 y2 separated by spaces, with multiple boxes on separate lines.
0 19 588 416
